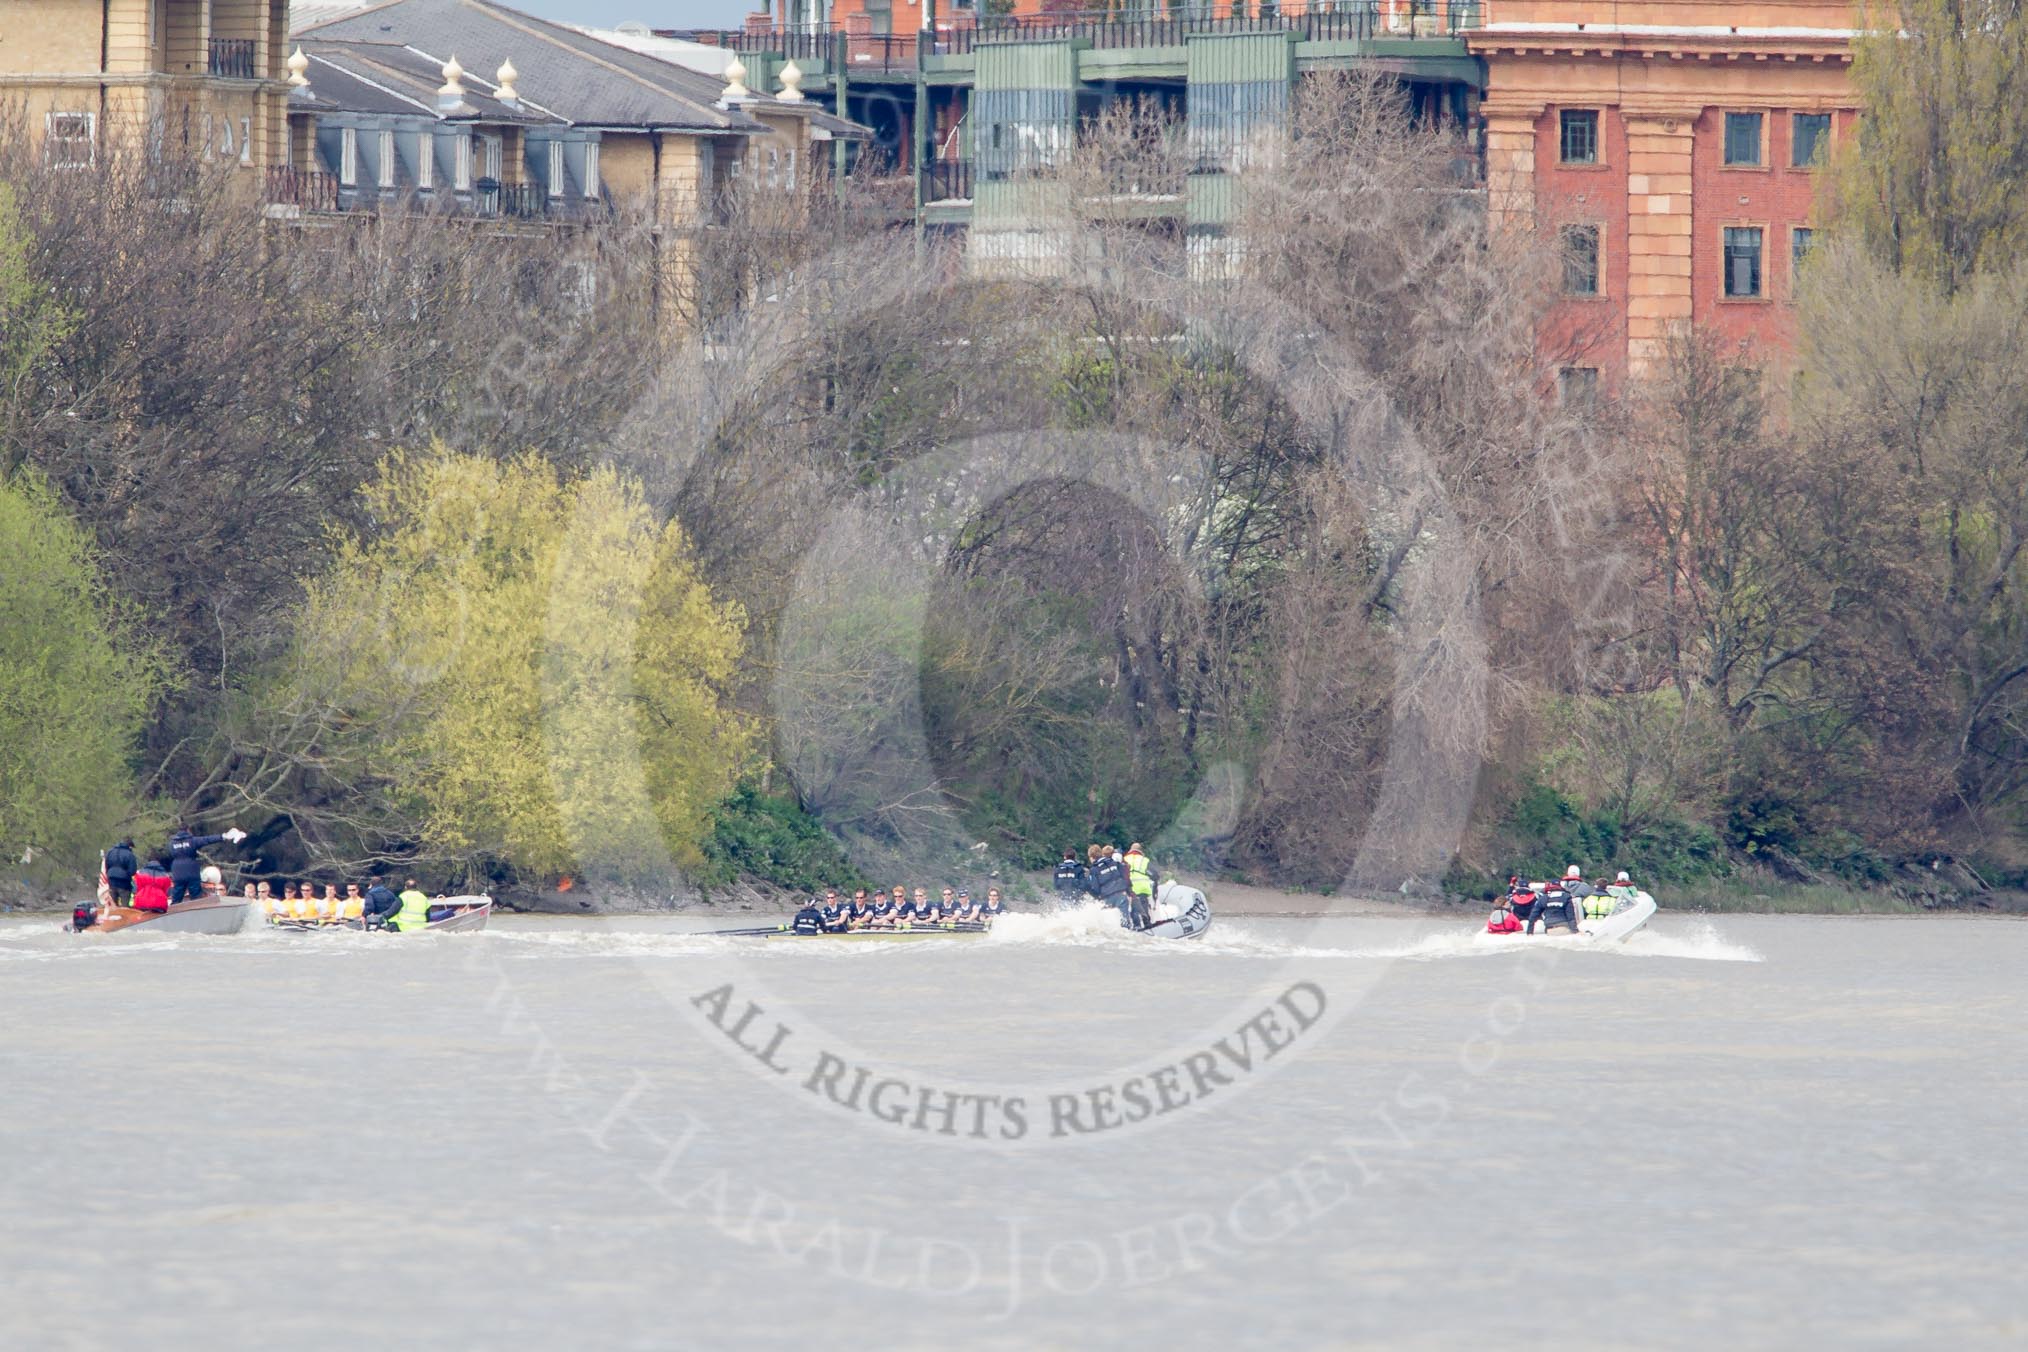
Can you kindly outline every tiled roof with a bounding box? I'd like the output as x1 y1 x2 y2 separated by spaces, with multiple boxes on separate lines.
298 38 566 123
297 0 769 132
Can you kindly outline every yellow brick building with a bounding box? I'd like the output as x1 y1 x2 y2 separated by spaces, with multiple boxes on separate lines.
1 0 291 169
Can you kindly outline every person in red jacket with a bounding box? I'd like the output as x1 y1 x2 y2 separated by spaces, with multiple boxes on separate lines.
131 865 173 913
1486 900 1522 934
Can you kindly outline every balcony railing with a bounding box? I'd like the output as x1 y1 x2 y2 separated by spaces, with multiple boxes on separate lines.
208 37 258 80
699 2 1480 65
924 158 973 203
262 168 613 221
263 166 339 213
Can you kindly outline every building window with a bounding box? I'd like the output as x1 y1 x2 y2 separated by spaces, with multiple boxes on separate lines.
1723 226 1764 298
340 126 358 186
1557 367 1599 410
240 116 253 165
417 133 434 190
482 136 499 182
1792 113 1830 167
1791 226 1815 288
583 141 600 199
45 111 95 168
454 134 472 190
1561 224 1601 296
1559 109 1599 165
548 140 565 198
1724 112 1763 167
378 130 395 188
219 115 234 160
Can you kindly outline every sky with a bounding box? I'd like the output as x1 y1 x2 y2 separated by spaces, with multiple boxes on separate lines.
505 0 759 31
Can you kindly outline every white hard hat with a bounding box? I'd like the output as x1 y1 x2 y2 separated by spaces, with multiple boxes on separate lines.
1564 865 1582 879
200 865 222 885
1616 870 1630 883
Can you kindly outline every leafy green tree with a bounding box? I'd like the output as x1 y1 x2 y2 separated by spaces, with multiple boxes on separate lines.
0 182 73 470
1834 0 2028 295
241 450 750 884
0 474 162 882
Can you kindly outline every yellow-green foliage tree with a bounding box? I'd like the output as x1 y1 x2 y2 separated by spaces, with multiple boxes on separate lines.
0 474 162 882
279 450 749 884
1835 0 2028 295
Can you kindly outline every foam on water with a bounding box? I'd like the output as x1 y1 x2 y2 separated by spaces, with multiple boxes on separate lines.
1362 916 1763 963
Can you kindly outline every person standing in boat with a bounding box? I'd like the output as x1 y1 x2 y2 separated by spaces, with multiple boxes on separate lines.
103 838 139 907
362 879 402 928
1087 846 1131 924
391 879 432 932
164 825 246 905
1053 849 1086 900
1122 843 1155 930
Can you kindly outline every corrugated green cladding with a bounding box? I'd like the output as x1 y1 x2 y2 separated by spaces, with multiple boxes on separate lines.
974 38 1081 229
1185 29 1295 87
1187 171 1235 227
1185 30 1292 234
976 40 1080 94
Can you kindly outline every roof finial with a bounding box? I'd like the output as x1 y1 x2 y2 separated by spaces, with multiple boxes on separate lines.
777 60 805 102
722 55 750 102
495 56 520 104
286 46 310 90
438 54 468 114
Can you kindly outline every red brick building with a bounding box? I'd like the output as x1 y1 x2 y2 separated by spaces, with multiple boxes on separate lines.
1471 0 1860 388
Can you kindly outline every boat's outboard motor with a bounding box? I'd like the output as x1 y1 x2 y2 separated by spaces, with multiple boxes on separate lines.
71 902 98 932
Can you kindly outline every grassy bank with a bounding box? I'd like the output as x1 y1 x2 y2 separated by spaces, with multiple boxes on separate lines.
1660 880 1922 914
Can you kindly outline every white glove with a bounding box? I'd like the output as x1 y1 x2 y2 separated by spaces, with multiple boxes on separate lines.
223 828 248 845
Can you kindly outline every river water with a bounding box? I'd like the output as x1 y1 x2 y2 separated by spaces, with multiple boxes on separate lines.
2 908 2022 1349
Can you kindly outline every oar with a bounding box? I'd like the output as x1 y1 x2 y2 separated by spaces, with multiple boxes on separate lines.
699 923 796 937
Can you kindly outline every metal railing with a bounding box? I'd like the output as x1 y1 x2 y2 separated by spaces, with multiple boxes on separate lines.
263 168 613 222
208 37 258 80
698 2 1479 64
924 158 974 202
263 166 339 213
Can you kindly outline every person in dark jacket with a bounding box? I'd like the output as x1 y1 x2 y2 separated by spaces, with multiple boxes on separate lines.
1052 849 1086 900
103 839 139 905
1087 846 1130 923
164 826 244 905
362 880 402 928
